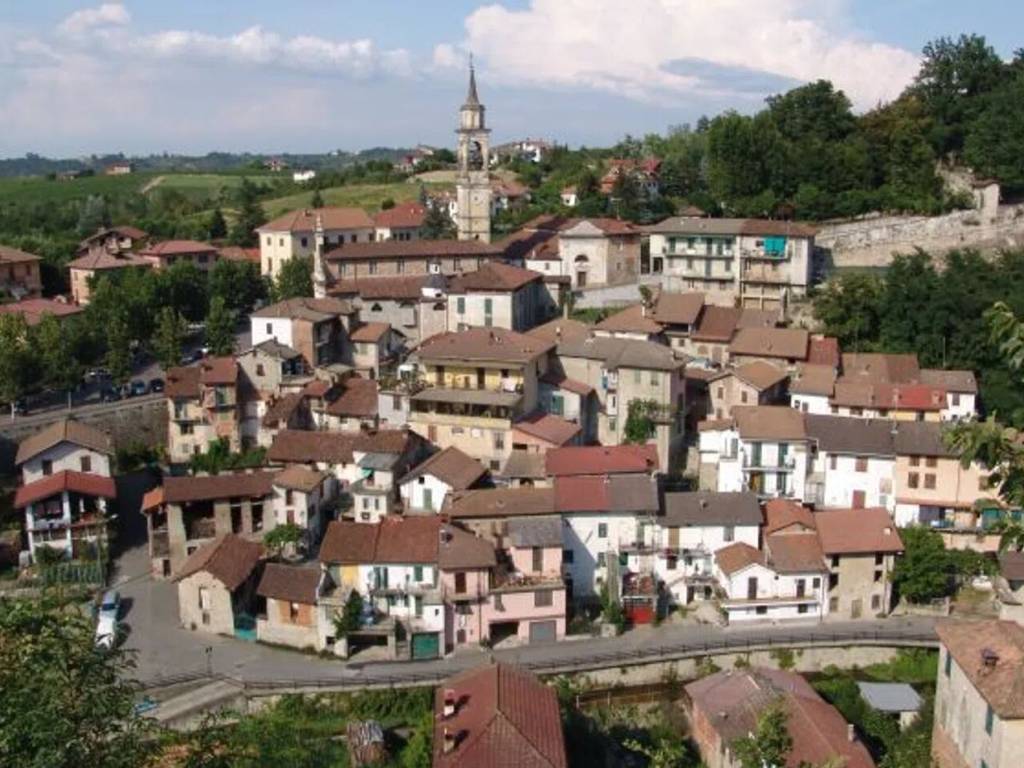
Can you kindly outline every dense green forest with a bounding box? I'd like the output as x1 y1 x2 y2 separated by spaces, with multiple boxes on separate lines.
812 248 1024 425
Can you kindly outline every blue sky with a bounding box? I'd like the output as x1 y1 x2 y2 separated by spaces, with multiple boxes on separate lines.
0 2 1019 157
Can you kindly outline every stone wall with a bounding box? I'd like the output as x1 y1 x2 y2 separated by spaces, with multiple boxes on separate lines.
0 396 167 476
816 203 1024 270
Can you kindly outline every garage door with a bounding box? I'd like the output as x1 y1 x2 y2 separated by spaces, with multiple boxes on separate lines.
528 620 556 644
411 632 440 660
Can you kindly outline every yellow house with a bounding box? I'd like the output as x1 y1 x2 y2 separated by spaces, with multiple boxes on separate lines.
410 327 553 471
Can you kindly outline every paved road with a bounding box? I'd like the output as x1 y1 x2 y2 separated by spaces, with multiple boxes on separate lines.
114 513 939 687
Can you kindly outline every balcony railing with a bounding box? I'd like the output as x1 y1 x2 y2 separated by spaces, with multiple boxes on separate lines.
742 454 797 470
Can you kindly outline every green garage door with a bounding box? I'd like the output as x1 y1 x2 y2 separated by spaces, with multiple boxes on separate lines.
528 620 557 644
411 632 440 659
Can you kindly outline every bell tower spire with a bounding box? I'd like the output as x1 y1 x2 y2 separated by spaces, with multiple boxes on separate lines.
455 57 491 242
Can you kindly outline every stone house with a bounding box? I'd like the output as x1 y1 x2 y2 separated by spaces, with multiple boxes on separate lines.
175 534 262 637
324 239 504 282
236 340 306 398
707 361 789 420
557 218 640 289
66 247 150 305
329 275 438 347
349 322 403 379
445 262 553 332
164 357 243 464
138 240 218 271
728 327 809 370
250 296 357 370
255 563 326 650
0 244 42 300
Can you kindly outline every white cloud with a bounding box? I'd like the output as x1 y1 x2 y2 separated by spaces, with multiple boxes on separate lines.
432 43 464 70
58 3 130 38
459 0 919 109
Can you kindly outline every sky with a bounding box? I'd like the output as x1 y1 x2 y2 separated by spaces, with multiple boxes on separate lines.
0 1 1020 157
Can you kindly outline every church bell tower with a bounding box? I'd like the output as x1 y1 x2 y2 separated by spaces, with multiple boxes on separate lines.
455 60 492 242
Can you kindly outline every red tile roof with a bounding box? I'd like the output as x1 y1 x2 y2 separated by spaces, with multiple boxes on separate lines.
319 517 495 569
446 487 558 519
552 474 658 513
16 418 112 465
526 318 592 346
259 206 374 233
936 620 1024 718
161 471 277 504
372 202 426 229
326 239 502 261
325 377 379 418
650 292 705 326
715 542 765 575
807 337 841 368
512 412 580 447
434 664 567 768
67 249 151 271
538 371 594 397
729 327 809 360
257 563 321 604
199 357 238 386
165 365 202 398
329 275 430 301
14 470 116 508
0 244 41 264
419 327 554 364
174 534 261 591
692 305 742 342
594 304 663 335
764 498 817 535
814 507 903 554
448 262 542 293
399 447 487 491
139 240 216 257
349 322 391 343
268 428 414 465
545 444 658 476
0 298 83 326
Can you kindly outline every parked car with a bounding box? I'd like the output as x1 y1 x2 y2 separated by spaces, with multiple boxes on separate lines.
98 589 120 622
148 378 165 394
100 386 121 403
85 368 110 383
95 615 118 649
130 380 148 397
181 350 203 365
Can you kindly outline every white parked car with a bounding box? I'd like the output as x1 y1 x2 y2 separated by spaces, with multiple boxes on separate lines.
95 615 118 649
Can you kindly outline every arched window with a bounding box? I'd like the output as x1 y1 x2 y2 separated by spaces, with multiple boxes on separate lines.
467 140 484 171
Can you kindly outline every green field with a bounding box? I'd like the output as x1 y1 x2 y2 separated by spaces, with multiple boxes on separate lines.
261 181 452 218
147 173 277 201
0 173 156 205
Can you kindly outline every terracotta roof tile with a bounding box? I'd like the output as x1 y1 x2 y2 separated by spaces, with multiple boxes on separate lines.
512 412 580 447
257 563 321 604
692 305 741 342
165 365 202 398
329 275 431 300
372 202 426 229
420 327 553 364
594 304 664 335
262 392 305 427
555 335 684 371
804 414 896 456
0 244 42 264
719 361 788 391
0 298 84 326
259 206 374 233
326 239 502 261
538 371 594 396
67 249 151 271
526 318 592 345
251 296 355 321
766 532 825 573
807 337 841 368
433 664 567 768
790 363 837 396
553 474 658 513
174 534 261 590
14 471 116 508
663 492 762 526
399 447 488 491
139 240 216 257
937 620 1024 718
325 377 379 418
161 471 277 504
199 356 238 386
729 327 809 360
447 487 557 519
273 465 327 493
650 292 705 326
268 428 414 465
764 498 817 535
16 418 112 465
715 542 765 575
319 517 495 569
814 508 903 554
919 368 978 394
349 322 391 343
448 262 542 293
841 353 920 384
545 444 658 476
732 406 806 440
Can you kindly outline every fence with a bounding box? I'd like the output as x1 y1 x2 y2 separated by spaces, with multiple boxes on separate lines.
139 625 938 695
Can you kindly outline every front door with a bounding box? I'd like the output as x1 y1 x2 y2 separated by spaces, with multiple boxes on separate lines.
852 490 866 509
851 598 862 619
747 577 758 600
796 579 805 597
668 526 680 549
576 270 587 288
422 488 433 512
529 620 557 644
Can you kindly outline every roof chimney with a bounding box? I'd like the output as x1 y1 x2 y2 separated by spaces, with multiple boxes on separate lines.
443 727 457 754
443 689 458 718
847 723 856 742
982 648 1000 669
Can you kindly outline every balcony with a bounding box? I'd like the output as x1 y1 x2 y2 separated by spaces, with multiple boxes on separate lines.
742 264 791 284
410 388 521 423
617 538 659 555
202 388 236 410
741 453 797 471
186 517 217 541
491 567 564 592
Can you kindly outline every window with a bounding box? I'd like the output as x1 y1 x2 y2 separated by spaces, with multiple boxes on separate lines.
492 593 503 611
812 577 821 589
289 602 300 621
285 489 293 506
634 370 642 384
493 431 505 450
369 262 378 275
944 649 951 677
723 526 735 542
650 372 659 387
562 549 574 564
534 590 553 607
300 237 308 248
831 555 840 568
80 456 92 472
598 523 608 539
717 386 724 399
829 455 837 471
550 394 564 416
740 390 748 404
755 606 768 615
42 459 53 476
829 573 839 589
908 472 920 489
874 570 882 583
910 456 920 467
265 322 273 334
597 552 606 568
985 704 994 735
798 604 809 614
925 456 938 468
951 393 960 406
256 363 265 376
855 457 868 473
456 297 465 315
279 238 284 246
532 547 543 572
924 474 936 490
266 236 271 245
396 259 404 274
414 565 424 582
871 594 881 610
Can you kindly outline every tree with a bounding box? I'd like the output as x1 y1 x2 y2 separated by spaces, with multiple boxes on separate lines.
965 70 1024 191
105 317 133 385
624 399 659 444
229 178 266 246
35 313 84 405
891 526 952 603
310 188 324 209
272 256 313 301
76 194 110 236
208 259 267 315
264 522 304 559
208 207 228 240
622 736 689 768
380 197 395 210
421 204 455 240
153 307 188 371
205 296 235 357
333 590 365 637
732 700 793 768
812 272 884 352
0 313 34 415
0 594 156 767
153 261 208 323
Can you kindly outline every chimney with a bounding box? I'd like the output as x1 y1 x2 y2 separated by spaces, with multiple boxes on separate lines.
847 724 856 742
443 727 457 754
982 648 999 669
442 689 457 718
